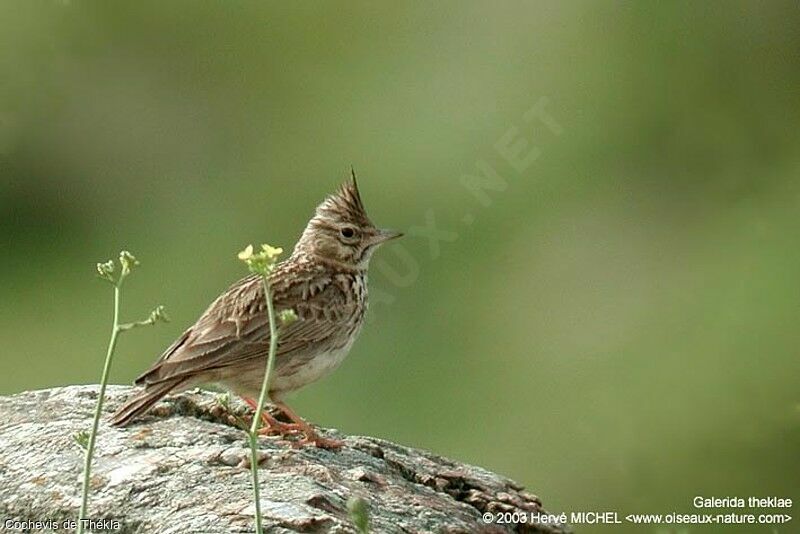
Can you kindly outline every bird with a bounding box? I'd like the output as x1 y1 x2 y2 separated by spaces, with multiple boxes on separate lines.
110 171 402 448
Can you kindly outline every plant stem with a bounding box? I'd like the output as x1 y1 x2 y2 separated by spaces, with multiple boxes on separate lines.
78 284 121 534
248 275 280 534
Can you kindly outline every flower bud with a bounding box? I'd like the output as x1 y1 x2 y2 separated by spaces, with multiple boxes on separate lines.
278 309 298 326
119 250 139 278
147 305 170 324
96 260 115 282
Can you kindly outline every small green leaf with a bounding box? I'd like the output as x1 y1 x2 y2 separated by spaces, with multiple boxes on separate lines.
74 430 89 450
216 392 232 409
347 496 369 533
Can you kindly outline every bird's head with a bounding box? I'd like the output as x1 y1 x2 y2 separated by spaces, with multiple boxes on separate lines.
294 170 402 269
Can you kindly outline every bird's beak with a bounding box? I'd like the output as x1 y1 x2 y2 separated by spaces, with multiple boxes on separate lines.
374 228 403 244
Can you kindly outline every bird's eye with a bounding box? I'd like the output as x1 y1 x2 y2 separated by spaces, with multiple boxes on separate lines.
340 227 356 239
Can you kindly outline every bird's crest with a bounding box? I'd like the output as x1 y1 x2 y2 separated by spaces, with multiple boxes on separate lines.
316 168 370 224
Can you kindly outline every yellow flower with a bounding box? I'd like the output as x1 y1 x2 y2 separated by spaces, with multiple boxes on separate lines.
260 244 283 260
238 243 284 275
237 244 255 261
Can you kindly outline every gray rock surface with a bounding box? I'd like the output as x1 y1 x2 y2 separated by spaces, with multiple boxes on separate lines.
0 386 571 533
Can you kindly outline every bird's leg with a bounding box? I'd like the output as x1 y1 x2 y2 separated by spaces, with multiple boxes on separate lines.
241 397 302 436
273 401 344 449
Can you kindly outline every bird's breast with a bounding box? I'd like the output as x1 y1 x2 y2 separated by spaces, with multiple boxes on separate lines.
271 337 357 395
270 271 368 395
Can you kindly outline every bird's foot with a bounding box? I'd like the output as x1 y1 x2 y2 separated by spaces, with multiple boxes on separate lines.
256 418 341 449
241 397 301 436
261 419 343 448
273 401 343 449
292 431 344 450
242 397 342 449
256 420 303 436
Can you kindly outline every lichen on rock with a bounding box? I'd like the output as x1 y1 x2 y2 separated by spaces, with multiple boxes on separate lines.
0 386 570 533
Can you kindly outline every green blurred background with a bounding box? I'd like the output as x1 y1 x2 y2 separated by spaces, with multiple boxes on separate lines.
2 2 799 532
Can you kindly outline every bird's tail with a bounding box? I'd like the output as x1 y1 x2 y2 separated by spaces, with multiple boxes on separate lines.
110 378 189 427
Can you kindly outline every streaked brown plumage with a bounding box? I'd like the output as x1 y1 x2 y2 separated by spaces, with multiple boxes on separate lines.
111 172 401 446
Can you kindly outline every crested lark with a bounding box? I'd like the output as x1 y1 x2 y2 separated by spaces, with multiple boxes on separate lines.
111 172 401 447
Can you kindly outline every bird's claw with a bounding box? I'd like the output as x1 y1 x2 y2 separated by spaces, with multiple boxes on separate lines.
256 421 303 436
259 422 343 449
292 433 344 450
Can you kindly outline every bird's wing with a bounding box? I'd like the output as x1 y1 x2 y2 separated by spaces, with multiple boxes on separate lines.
136 265 353 386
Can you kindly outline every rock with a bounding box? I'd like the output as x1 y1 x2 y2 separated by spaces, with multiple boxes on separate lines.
0 386 571 533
